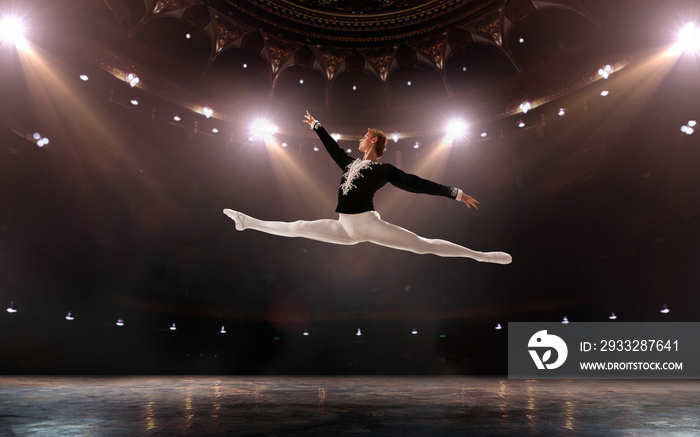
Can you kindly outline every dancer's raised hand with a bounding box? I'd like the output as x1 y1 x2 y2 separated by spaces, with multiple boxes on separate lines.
302 110 316 126
461 194 480 209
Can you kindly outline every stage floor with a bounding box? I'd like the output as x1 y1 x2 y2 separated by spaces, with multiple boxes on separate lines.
0 376 697 436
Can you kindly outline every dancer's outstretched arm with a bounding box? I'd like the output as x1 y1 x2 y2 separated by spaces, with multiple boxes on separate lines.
303 111 352 170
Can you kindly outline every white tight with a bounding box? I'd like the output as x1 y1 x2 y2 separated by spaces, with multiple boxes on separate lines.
224 209 511 263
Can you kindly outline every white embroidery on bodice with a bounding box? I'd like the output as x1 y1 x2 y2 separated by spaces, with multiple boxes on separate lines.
340 159 376 195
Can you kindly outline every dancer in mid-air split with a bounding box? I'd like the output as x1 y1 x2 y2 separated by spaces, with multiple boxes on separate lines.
223 111 512 264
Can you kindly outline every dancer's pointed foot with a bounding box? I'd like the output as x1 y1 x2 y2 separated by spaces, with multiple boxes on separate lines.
481 251 512 265
223 209 246 231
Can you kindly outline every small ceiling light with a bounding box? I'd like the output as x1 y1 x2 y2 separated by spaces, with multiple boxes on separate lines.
299 79 304 84
185 33 191 39
413 142 420 149
116 317 125 327
407 81 412 86
33 132 41 140
220 326 226 334
519 37 525 43
495 323 502 330
480 132 488 138
519 101 532 114
6 301 17 313
243 63 248 69
346 148 352 153
518 120 525 128
303 330 309 336
352 85 357 91
600 90 609 97
313 146 319 152
65 311 74 321
37 137 49 147
79 74 89 81
356 328 362 336
202 106 213 118
609 312 617 320
688 120 697 127
130 99 139 106
462 66 467 72
562 316 570 324
173 115 181 122
282 142 288 147
170 323 177 331
392 133 399 143
681 125 694 135
660 305 670 314
126 73 140 88
411 328 418 335
212 128 219 133
558 108 566 116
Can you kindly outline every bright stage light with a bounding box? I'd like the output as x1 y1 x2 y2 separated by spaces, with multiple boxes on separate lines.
126 73 140 88
660 305 670 314
356 328 362 336
411 328 418 335
562 316 570 324
0 16 26 47
65 311 74 321
495 323 502 330
170 323 177 331
519 101 532 114
251 119 278 140
6 301 17 313
116 317 125 327
220 326 226 334
609 312 617 320
675 22 700 54
202 106 213 118
446 119 467 140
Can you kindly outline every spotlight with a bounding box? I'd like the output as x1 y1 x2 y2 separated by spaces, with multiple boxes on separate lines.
411 328 418 335
130 99 139 106
598 64 613 79
313 146 319 152
212 128 219 133
562 316 569 324
79 74 89 81
558 108 566 116
303 330 309 336
346 148 352 153
518 120 525 128
600 90 609 97
392 133 399 143
352 85 357 91
519 101 532 114
185 33 191 39
660 305 670 314
281 142 288 147
116 317 125 327
299 79 304 84
243 63 248 69
495 323 502 330
519 37 525 43
6 301 17 313
126 73 140 88
173 115 181 121
446 119 467 140
413 142 420 149
65 311 74 321
0 16 26 47
407 81 412 86
202 106 213 118
220 326 226 334
170 323 177 331
681 120 696 135
480 132 488 138
675 22 700 54
609 312 617 320
251 119 278 140
356 328 362 336
689 120 697 127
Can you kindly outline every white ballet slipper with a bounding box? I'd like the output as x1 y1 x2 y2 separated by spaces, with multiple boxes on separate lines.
481 251 512 264
223 209 246 231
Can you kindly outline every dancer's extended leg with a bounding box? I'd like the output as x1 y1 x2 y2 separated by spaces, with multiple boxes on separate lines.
223 209 357 245
354 212 512 264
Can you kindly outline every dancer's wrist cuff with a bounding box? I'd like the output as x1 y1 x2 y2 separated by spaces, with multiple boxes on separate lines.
310 120 321 130
454 188 463 202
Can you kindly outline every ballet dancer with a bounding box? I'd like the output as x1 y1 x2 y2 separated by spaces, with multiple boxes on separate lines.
223 111 511 264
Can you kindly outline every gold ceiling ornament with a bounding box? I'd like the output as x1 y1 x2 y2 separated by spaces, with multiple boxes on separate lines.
360 48 397 82
317 48 348 81
411 36 448 70
468 4 505 46
152 0 190 15
266 39 302 74
212 20 246 53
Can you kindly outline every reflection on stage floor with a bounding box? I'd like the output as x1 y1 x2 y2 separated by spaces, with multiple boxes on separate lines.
0 376 697 436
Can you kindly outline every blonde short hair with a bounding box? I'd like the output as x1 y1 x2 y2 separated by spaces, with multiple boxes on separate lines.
368 128 387 158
